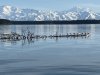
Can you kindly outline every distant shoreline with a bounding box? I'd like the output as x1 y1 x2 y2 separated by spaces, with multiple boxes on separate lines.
1 19 100 24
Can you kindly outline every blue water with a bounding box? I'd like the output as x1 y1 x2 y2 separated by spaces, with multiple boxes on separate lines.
0 24 100 75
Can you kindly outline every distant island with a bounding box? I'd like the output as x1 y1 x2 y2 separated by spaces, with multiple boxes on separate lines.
1 19 100 24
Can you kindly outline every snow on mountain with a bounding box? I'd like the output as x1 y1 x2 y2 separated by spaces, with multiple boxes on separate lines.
3 5 12 15
0 5 100 21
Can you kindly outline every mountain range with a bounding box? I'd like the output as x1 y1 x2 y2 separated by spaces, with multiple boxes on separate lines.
0 5 100 21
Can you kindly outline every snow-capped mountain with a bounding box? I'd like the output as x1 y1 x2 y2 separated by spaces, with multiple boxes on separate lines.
0 5 100 21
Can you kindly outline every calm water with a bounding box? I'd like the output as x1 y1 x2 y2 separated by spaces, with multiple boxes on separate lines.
0 24 100 75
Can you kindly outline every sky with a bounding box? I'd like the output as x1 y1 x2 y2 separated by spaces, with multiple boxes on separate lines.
0 0 100 12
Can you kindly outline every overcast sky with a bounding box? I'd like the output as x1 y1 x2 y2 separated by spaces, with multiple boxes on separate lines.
0 0 100 12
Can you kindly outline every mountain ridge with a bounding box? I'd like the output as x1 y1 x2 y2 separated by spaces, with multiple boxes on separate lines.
0 5 100 21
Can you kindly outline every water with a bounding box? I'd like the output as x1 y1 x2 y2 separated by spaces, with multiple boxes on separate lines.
0 24 100 75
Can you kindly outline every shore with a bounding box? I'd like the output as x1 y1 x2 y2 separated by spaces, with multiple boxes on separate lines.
1 19 100 24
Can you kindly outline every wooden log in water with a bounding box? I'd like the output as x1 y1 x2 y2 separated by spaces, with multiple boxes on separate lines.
0 32 90 40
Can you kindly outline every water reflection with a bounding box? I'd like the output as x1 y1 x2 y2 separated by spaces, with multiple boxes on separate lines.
0 24 96 35
0 24 93 46
0 24 100 75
